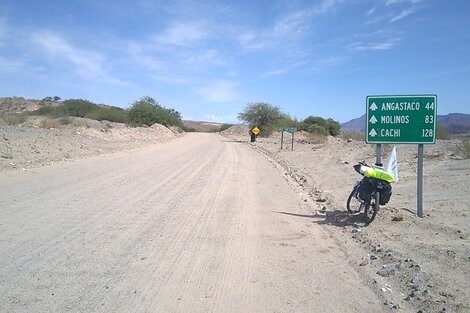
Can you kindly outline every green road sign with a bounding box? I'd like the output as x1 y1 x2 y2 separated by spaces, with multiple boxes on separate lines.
279 127 297 133
366 95 437 144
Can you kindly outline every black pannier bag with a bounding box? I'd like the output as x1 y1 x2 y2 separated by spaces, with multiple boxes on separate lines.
377 181 392 205
358 177 375 201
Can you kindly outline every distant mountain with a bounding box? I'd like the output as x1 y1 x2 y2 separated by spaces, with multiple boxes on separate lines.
341 113 470 135
182 120 224 132
341 115 367 132
437 113 470 134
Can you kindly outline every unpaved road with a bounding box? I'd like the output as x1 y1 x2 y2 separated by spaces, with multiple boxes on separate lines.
1 133 386 312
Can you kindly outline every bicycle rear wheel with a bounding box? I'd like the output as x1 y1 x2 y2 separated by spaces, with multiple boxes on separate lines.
364 192 379 225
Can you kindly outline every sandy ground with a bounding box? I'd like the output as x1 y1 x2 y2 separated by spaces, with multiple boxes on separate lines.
0 116 179 173
1 122 469 312
1 132 390 312
223 129 470 313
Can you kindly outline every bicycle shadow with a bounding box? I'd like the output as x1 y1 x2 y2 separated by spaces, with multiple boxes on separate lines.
275 209 365 228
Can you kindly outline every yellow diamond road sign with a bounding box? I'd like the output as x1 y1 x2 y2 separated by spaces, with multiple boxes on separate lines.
251 127 260 135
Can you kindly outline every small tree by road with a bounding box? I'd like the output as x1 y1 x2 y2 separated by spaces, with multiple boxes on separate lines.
238 102 289 136
128 96 182 128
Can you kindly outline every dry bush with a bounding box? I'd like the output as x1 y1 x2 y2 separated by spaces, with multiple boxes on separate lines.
453 140 470 159
39 118 59 129
57 116 73 125
3 114 27 125
340 130 364 141
302 132 328 144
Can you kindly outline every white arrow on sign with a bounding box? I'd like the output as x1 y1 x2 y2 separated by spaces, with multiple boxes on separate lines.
370 102 378 111
369 129 377 137
369 115 378 124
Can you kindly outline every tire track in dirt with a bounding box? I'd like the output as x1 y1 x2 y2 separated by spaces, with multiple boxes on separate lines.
0 133 387 312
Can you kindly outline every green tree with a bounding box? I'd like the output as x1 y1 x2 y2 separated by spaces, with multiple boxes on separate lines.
300 116 340 136
62 99 97 117
85 106 128 123
238 102 289 136
326 118 341 136
128 96 182 127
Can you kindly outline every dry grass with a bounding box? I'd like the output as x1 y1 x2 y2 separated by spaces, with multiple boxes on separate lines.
39 118 59 129
302 132 328 144
453 140 470 159
2 114 27 126
340 130 364 141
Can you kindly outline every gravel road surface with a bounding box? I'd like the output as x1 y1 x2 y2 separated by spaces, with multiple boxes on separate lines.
0 133 385 312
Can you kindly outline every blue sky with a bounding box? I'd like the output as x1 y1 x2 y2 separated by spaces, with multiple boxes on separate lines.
1 0 469 123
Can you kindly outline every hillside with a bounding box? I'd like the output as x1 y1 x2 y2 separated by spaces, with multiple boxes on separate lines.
341 113 470 134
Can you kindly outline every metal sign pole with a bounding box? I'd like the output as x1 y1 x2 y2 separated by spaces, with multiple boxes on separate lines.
375 144 382 207
417 144 424 217
291 132 294 151
280 131 284 150
376 144 382 164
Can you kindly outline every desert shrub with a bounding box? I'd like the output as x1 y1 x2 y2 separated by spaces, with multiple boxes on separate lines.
39 118 59 129
35 99 97 118
56 116 73 125
128 96 182 127
341 130 364 141
34 99 129 123
35 105 68 117
453 140 470 159
436 124 451 140
181 125 197 132
300 116 340 137
303 132 328 144
220 124 233 132
62 99 97 117
85 106 128 123
3 113 27 125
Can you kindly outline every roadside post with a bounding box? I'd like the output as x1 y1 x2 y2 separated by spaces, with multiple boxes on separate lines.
366 95 437 218
279 127 297 151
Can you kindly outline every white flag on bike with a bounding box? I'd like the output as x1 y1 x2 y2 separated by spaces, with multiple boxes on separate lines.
386 146 398 182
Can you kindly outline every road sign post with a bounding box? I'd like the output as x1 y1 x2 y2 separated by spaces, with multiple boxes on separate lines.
251 127 260 142
366 95 437 218
279 127 297 151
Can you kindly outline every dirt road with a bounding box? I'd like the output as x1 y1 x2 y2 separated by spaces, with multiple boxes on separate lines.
0 133 387 312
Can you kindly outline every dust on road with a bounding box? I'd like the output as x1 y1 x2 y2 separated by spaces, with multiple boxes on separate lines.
0 133 384 312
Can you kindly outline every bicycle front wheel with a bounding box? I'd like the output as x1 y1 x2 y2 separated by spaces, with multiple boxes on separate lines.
346 185 363 214
364 192 379 225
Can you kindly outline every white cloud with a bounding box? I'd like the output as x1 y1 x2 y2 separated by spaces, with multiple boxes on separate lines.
150 74 191 85
128 42 164 71
385 0 423 5
31 32 101 79
366 7 377 15
314 0 345 14
227 70 238 77
32 31 104 76
262 69 289 77
348 38 400 51
180 49 227 70
154 21 208 47
0 56 23 72
31 31 129 85
390 8 415 22
197 80 239 102
201 113 236 123
237 9 313 52
0 16 6 46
